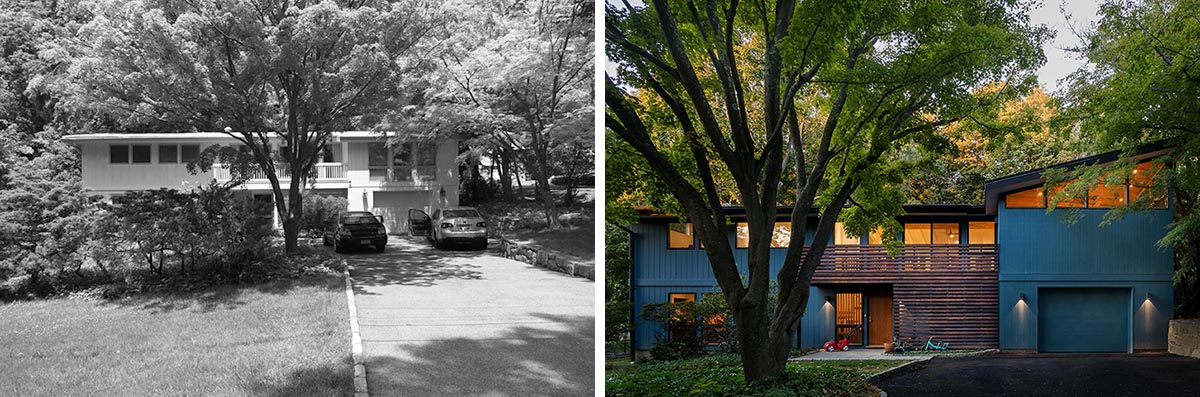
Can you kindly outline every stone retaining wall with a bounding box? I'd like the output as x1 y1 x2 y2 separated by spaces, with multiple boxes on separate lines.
499 238 594 280
1168 319 1200 359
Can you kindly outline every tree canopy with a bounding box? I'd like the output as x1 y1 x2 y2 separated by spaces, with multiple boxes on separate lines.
607 0 1047 380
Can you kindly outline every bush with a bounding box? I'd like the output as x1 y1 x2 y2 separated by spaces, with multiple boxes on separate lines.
640 294 738 359
605 354 882 397
300 193 348 237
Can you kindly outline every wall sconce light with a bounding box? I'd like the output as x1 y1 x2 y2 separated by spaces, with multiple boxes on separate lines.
362 191 367 199
439 187 446 199
1146 292 1152 301
825 296 834 304
1018 292 1026 302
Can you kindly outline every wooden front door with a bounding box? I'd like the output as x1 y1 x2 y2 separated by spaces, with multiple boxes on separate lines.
867 292 893 347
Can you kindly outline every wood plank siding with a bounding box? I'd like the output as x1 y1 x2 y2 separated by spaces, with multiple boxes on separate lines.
812 244 999 349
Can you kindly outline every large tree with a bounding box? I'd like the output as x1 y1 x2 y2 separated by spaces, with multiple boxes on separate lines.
49 0 441 253
1062 0 1200 317
606 0 1046 380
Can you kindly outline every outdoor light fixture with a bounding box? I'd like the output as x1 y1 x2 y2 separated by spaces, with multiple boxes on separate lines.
826 296 834 304
439 187 447 199
1018 292 1026 302
1146 292 1152 301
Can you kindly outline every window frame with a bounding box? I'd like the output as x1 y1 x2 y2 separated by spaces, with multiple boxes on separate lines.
967 221 996 245
180 145 200 163
158 144 178 164
109 144 129 164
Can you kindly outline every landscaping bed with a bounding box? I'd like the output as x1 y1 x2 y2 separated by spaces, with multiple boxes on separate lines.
0 273 352 396
605 354 908 396
474 199 594 263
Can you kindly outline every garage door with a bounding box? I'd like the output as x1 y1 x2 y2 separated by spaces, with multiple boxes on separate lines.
1038 288 1129 352
372 191 430 234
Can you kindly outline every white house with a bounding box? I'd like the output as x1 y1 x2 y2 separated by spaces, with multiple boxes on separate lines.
62 131 460 232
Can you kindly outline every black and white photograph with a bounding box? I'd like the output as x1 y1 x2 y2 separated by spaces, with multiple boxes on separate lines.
0 0 595 396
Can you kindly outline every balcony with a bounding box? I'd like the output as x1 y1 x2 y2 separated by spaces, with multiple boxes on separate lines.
809 244 998 284
813 244 998 272
213 163 347 182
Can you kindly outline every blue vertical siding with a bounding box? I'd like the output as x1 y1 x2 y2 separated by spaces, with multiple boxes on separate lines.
996 196 1174 351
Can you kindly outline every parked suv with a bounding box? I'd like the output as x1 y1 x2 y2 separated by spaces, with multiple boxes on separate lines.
408 207 487 250
323 211 388 253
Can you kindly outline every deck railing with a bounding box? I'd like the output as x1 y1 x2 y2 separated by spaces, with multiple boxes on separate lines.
811 244 998 272
213 163 346 181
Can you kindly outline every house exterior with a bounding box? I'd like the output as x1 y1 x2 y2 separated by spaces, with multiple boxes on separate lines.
628 146 1174 357
61 131 460 232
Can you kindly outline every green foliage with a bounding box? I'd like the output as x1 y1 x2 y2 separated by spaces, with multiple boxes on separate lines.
606 224 633 348
299 193 349 237
1062 0 1200 317
605 354 883 397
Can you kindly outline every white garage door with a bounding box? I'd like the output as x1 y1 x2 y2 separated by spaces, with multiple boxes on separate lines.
372 191 431 234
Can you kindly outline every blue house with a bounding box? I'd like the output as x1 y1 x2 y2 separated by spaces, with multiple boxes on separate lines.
628 146 1174 357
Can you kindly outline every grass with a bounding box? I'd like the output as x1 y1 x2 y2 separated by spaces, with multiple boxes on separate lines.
606 354 904 396
0 274 352 396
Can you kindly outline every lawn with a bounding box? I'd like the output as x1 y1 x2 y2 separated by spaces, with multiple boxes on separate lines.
606 354 908 396
0 274 352 396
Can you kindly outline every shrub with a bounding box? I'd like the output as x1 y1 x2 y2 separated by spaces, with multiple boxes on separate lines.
606 354 882 397
299 193 348 237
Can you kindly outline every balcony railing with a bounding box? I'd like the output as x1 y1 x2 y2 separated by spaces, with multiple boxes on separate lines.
810 244 998 272
213 163 346 182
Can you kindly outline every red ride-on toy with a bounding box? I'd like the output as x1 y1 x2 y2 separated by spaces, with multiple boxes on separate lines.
823 338 851 352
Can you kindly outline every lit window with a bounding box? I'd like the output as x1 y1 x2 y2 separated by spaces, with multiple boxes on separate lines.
668 293 695 303
1129 162 1167 208
736 223 749 248
904 223 932 244
1088 178 1125 208
968 222 995 244
668 223 695 249
834 222 859 245
868 227 884 245
1005 187 1045 208
771 222 792 248
1049 182 1085 208
931 223 960 244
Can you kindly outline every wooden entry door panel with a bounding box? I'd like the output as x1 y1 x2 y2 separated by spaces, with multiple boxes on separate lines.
868 293 893 346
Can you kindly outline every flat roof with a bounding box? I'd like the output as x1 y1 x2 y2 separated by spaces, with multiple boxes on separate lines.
636 204 989 221
60 131 435 142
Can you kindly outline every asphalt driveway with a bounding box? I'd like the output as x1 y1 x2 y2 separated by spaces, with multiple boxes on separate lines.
343 236 594 396
877 353 1200 397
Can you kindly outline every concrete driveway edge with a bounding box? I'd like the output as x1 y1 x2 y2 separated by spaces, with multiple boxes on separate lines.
867 356 931 385
343 262 369 397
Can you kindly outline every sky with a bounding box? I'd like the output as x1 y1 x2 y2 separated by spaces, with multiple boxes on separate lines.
606 1 1104 94
1029 1 1102 94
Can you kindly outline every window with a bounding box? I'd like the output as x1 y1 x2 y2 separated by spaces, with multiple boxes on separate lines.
904 223 960 244
968 222 995 244
834 222 859 245
368 142 437 181
1129 162 1167 208
1049 183 1085 208
771 222 792 248
110 145 129 164
180 145 200 162
1005 187 1045 208
669 293 696 303
158 145 178 163
735 223 749 248
1088 179 1125 208
931 223 959 244
904 223 932 244
868 227 884 245
321 143 340 163
668 223 695 249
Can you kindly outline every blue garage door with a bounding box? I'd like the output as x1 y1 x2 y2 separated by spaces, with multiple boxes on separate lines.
1038 288 1129 353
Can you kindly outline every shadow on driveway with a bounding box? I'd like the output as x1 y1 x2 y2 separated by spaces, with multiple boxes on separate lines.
343 237 493 293
876 353 1200 396
364 312 594 396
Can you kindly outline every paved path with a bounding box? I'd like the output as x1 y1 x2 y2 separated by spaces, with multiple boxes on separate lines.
876 353 1200 396
790 348 927 361
344 237 594 396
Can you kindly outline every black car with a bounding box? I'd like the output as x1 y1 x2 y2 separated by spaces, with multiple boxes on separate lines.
323 211 388 253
